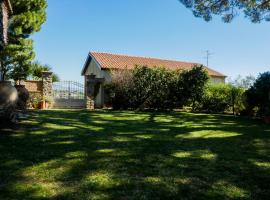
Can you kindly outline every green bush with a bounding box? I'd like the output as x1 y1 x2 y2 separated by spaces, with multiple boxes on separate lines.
198 84 245 114
199 84 231 113
105 65 209 111
178 65 209 108
245 72 270 117
104 69 134 110
230 85 246 115
131 66 178 110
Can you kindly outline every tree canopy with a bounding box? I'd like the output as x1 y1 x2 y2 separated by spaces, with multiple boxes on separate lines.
179 0 270 23
9 0 47 38
0 0 47 81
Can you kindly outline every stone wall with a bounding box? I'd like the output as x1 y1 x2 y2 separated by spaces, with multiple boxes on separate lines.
42 71 53 99
21 72 53 109
22 81 43 93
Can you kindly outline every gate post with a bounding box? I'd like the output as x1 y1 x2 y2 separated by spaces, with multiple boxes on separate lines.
42 71 53 109
85 75 95 110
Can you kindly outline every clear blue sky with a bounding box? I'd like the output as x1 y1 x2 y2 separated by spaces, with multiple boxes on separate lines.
33 0 270 82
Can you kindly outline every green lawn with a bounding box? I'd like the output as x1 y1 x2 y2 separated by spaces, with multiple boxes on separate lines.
0 110 270 200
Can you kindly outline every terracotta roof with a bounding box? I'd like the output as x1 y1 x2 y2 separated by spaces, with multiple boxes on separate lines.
85 52 226 77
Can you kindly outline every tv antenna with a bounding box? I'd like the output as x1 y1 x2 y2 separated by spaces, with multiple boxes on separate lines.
204 50 214 67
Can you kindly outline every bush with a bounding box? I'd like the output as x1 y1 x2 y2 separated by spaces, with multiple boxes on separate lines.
230 85 246 115
178 65 209 108
199 84 231 113
245 72 270 117
28 92 43 109
198 84 245 114
104 69 134 110
132 66 178 110
105 65 209 111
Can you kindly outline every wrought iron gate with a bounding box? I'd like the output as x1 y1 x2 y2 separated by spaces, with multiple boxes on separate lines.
53 81 85 109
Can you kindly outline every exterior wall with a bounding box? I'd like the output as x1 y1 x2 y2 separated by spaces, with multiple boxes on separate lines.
210 76 226 84
19 72 53 109
85 59 109 108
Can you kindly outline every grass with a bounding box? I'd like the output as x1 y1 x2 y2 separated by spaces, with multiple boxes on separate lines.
0 110 270 200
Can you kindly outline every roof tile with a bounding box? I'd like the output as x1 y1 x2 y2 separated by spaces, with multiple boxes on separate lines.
90 52 226 77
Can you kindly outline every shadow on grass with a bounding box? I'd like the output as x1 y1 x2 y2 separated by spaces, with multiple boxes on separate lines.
0 110 270 200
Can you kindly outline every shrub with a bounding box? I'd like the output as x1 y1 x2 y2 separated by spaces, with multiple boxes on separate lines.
105 65 209 111
230 85 246 115
199 83 231 113
104 69 134 109
245 72 270 117
199 83 246 114
28 92 42 109
178 65 209 108
132 66 178 110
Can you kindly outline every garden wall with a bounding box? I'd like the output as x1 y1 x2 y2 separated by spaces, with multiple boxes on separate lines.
21 72 53 109
22 80 43 93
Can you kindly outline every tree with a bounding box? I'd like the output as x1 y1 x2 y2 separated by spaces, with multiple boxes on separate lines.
0 0 47 81
230 84 245 115
31 62 60 83
246 71 270 116
9 0 47 39
178 65 209 109
179 0 270 23
229 75 256 89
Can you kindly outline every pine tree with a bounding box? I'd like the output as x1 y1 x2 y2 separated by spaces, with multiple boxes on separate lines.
0 0 47 81
179 0 270 23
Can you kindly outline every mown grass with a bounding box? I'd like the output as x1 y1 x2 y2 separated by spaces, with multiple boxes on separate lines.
0 110 270 200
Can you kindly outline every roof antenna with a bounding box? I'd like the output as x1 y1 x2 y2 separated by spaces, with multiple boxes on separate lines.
204 50 214 67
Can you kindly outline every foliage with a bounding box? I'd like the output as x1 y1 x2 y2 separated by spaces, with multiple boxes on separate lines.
9 0 47 38
179 0 270 23
104 69 134 109
0 39 34 81
198 83 245 114
178 65 209 108
132 66 178 110
230 85 246 115
199 83 232 113
0 0 47 81
31 62 60 82
105 65 208 110
246 72 270 116
28 92 42 109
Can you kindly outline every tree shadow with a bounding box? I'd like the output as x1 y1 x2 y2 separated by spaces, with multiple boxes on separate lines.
0 110 269 200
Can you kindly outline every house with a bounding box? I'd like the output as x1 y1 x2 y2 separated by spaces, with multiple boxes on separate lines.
0 0 12 48
81 52 226 108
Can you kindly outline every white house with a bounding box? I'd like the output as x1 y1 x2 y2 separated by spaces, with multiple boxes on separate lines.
82 52 226 108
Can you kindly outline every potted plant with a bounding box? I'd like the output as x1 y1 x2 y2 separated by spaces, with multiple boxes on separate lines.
41 96 54 109
30 93 42 109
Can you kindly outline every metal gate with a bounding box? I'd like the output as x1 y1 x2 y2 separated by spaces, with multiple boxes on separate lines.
53 81 85 109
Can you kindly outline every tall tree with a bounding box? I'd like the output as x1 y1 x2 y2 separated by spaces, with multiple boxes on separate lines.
0 0 47 80
179 0 270 23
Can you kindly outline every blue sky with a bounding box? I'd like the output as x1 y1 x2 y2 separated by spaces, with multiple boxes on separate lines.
33 0 270 82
